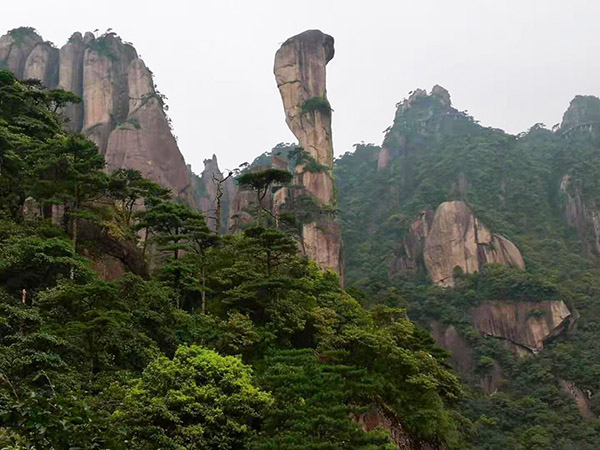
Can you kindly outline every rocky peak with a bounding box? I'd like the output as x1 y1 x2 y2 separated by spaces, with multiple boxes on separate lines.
1 27 199 207
430 84 451 107
0 27 43 78
202 155 221 176
560 95 600 133
396 85 454 116
378 85 462 169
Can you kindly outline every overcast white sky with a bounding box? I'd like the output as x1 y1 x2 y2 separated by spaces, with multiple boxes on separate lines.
4 0 600 172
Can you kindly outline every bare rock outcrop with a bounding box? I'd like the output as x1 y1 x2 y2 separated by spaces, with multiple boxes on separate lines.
0 28 198 207
560 173 600 254
23 43 58 87
274 30 343 277
392 201 524 285
58 33 86 130
560 380 595 418
354 408 439 450
424 201 524 286
471 300 571 353
0 28 43 78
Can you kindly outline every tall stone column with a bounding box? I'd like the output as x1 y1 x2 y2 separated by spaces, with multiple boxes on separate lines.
274 30 344 280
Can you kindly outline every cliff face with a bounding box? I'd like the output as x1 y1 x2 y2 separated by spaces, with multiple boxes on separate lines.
58 33 86 130
471 301 571 354
0 27 196 206
0 28 43 77
560 173 600 254
431 300 571 392
23 42 59 86
424 202 524 286
274 30 343 278
392 201 524 286
558 96 600 254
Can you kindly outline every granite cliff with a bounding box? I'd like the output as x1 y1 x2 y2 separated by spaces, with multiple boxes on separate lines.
0 27 195 205
392 201 524 286
558 95 600 255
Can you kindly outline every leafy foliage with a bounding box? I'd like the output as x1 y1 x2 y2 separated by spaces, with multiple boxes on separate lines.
335 91 600 448
0 75 463 448
114 345 272 449
301 96 332 116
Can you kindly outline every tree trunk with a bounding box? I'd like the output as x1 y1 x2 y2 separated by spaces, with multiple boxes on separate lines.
201 264 206 314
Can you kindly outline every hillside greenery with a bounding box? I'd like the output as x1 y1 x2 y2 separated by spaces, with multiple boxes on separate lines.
0 71 464 448
335 91 600 449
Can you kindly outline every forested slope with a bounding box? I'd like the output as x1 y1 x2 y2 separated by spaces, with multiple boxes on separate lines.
0 71 463 449
335 86 600 449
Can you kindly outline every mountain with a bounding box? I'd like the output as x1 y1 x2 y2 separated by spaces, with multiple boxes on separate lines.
5 22 600 449
336 86 600 448
0 27 199 206
0 57 462 448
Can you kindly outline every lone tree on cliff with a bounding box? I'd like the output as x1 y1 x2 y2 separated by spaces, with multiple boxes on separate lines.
236 168 292 227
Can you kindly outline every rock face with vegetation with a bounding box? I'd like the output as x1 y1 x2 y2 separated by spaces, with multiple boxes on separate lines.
423 201 524 286
558 96 600 255
0 27 43 77
389 201 524 286
336 84 600 447
0 27 196 205
0 70 464 448
274 30 343 278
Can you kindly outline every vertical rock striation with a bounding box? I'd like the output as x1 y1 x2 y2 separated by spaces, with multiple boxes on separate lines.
0 28 197 207
0 28 43 78
104 57 194 204
58 33 86 130
274 30 343 278
23 42 59 87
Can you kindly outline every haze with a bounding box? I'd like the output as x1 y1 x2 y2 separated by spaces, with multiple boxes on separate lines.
3 0 600 172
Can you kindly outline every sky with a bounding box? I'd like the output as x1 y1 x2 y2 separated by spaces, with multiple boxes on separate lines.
3 0 600 173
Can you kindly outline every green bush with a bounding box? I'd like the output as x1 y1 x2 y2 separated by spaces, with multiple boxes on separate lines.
301 96 332 116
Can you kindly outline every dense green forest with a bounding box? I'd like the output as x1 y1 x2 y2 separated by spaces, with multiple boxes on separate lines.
0 72 466 448
335 88 600 449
